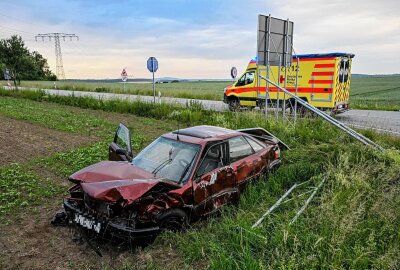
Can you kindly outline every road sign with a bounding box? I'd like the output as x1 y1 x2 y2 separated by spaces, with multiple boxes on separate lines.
147 57 158 103
257 15 293 67
121 69 128 82
230 67 237 79
147 57 158 73
2 68 11 80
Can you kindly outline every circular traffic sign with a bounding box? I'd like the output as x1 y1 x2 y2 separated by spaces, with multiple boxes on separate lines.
147 57 158 73
121 69 128 82
231 67 237 79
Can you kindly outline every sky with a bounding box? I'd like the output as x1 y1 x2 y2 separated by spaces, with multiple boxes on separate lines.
0 0 399 79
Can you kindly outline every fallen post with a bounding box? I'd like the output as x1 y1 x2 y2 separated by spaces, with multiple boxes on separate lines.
290 177 326 225
252 183 298 229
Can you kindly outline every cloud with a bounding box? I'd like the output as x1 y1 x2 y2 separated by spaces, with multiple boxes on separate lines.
0 0 398 78
270 0 400 74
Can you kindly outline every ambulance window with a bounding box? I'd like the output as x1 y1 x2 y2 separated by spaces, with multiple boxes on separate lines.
236 70 255 86
338 59 349 83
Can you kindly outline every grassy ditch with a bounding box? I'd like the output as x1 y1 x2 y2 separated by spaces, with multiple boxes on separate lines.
0 93 399 269
153 143 400 269
0 88 398 150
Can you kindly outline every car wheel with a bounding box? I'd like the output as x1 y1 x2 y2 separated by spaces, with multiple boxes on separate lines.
157 209 188 232
228 98 240 111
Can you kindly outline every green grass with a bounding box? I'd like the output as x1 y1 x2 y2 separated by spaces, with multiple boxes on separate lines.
0 96 110 135
0 164 64 219
16 75 400 111
155 144 400 269
0 93 399 269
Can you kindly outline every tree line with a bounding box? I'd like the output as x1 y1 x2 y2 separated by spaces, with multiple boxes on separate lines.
0 35 56 86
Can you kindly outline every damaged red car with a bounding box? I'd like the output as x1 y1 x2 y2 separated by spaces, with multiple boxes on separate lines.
61 124 287 241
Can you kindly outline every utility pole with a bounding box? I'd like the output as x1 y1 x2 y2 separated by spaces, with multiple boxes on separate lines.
35 33 79 80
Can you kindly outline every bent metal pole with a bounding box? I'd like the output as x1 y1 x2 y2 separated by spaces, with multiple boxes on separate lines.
290 177 326 225
252 183 298 228
259 75 383 151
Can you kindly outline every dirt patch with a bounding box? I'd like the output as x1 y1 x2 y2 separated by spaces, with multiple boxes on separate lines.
0 110 190 269
0 115 96 166
0 201 137 270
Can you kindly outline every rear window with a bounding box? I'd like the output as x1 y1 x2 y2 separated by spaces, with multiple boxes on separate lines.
245 137 264 152
228 136 254 162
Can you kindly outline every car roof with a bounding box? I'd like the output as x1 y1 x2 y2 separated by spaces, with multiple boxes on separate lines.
162 125 242 144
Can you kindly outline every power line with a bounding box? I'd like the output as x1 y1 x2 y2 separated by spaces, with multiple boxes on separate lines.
0 12 35 25
0 25 35 36
35 33 79 80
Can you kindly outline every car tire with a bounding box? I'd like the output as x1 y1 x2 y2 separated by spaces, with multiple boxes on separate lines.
157 209 188 232
228 98 241 111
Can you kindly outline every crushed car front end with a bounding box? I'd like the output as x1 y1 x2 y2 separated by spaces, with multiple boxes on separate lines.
63 184 162 241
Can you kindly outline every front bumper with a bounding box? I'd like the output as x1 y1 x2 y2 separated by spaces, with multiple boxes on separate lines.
63 199 160 240
223 93 228 104
332 102 349 114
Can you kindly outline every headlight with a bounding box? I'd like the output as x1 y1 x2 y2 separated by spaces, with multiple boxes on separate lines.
224 87 227 93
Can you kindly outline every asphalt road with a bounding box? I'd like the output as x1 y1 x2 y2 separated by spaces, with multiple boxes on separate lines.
5 87 400 136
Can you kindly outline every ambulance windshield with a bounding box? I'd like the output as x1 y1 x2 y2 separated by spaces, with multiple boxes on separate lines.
236 70 255 86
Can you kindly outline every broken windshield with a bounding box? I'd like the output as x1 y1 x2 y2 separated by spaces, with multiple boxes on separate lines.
131 137 200 183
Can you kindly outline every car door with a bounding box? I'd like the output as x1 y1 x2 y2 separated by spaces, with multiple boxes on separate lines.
234 69 256 106
109 123 133 161
228 136 265 190
192 142 238 216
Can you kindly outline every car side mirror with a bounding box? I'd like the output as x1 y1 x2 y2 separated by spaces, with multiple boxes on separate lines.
116 148 127 156
116 148 133 160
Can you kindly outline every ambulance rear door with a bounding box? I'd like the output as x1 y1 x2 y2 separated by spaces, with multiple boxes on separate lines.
333 56 352 107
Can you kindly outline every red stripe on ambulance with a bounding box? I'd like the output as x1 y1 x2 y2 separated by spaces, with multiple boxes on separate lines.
314 63 335 68
226 87 332 95
311 71 334 76
308 79 334 84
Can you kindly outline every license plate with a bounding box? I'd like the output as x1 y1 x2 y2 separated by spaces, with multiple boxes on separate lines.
74 214 101 233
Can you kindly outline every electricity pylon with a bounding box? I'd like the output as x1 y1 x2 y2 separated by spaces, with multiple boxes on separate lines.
35 33 79 80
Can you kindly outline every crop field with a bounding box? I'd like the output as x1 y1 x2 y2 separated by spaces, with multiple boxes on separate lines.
0 91 399 269
19 75 400 111
349 76 400 111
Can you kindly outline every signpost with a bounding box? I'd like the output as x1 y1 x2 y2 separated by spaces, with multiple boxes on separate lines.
121 68 128 92
147 57 158 103
230 67 237 83
2 68 12 88
257 14 294 118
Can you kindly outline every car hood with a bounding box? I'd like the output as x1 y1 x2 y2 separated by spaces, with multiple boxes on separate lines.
81 178 180 206
69 161 180 206
69 161 154 184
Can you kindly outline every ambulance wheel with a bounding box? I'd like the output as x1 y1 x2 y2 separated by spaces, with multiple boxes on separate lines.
228 98 241 111
287 99 307 117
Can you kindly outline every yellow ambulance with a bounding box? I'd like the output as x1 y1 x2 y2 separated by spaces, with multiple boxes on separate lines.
223 53 355 113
